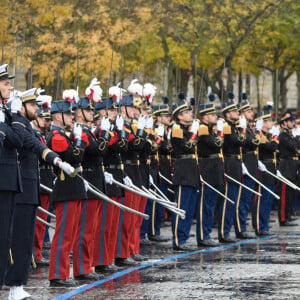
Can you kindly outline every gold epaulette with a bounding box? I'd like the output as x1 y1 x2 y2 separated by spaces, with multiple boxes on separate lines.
154 127 158 139
223 122 232 135
131 122 138 135
260 134 268 144
252 134 261 145
198 124 209 136
65 131 71 138
172 125 183 139
109 131 115 137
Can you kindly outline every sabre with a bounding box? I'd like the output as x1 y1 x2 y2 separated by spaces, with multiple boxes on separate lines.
76 174 149 220
158 172 175 194
264 169 300 191
242 166 280 200
200 176 235 205
40 183 53 193
150 180 173 203
36 216 55 229
225 173 262 197
38 206 56 219
140 186 177 207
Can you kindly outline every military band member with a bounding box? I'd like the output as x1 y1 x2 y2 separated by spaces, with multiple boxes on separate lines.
197 100 224 247
0 64 26 291
219 98 246 243
278 112 299 226
253 111 279 235
236 99 261 239
171 100 200 251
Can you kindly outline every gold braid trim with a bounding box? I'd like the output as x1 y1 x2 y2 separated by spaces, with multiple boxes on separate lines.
41 148 52 161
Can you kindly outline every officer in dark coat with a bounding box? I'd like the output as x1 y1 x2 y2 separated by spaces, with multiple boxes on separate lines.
197 100 224 247
171 100 200 251
278 112 299 226
5 88 67 300
236 99 261 239
47 99 88 287
252 111 279 235
219 97 246 243
0 64 26 291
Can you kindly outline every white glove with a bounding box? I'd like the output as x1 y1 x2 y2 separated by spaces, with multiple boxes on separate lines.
190 119 199 134
292 129 296 137
0 110 5 123
157 124 164 137
124 176 133 187
295 126 300 137
73 123 82 140
216 119 224 132
91 126 97 133
271 125 280 137
10 96 22 113
167 129 172 140
104 171 114 185
276 170 282 177
137 115 146 130
116 115 124 131
58 161 75 176
256 119 264 131
258 160 267 172
145 116 153 129
241 162 249 175
101 117 111 131
84 179 89 192
149 175 154 185
239 116 247 129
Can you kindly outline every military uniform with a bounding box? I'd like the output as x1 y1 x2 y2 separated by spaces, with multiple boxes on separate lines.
253 112 278 235
48 100 88 283
0 65 26 289
171 101 200 250
237 101 260 237
278 113 299 225
219 101 246 242
197 103 224 245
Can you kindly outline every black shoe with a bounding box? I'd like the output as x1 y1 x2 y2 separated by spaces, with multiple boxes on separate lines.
148 235 170 242
22 297 36 300
140 239 152 246
95 264 120 273
280 221 298 226
256 231 270 236
173 244 197 252
75 272 103 281
236 232 255 239
198 239 219 247
287 217 297 222
115 257 139 267
131 254 146 261
43 241 51 249
36 257 50 267
50 278 78 287
219 237 236 243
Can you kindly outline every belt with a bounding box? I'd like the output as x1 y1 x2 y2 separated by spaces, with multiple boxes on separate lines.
244 150 258 155
149 155 159 161
39 165 51 170
83 168 98 172
281 156 299 161
124 159 140 166
199 153 223 159
140 159 151 165
260 158 276 163
224 154 242 160
176 154 196 160
105 164 124 170
159 155 171 160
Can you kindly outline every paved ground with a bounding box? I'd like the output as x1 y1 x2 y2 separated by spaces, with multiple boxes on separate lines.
1 211 300 299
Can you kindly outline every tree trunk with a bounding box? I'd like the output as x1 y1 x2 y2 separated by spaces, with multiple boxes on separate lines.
256 76 261 112
297 70 300 111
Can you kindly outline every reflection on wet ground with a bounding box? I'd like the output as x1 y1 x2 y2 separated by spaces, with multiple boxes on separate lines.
1 212 300 299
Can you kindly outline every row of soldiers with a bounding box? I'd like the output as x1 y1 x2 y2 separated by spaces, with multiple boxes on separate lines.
0 63 299 299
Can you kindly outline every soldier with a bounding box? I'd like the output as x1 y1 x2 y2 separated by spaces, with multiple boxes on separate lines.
171 100 200 251
47 98 88 286
32 95 53 266
252 111 279 235
236 98 261 239
197 98 225 247
219 97 246 243
72 96 110 281
278 112 299 226
0 64 27 291
5 88 71 300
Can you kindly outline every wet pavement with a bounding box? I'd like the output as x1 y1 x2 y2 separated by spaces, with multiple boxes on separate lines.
1 211 300 299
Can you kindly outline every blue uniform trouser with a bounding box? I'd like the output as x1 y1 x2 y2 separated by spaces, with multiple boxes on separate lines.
253 184 274 234
197 185 223 242
236 176 256 234
172 185 199 247
219 182 242 240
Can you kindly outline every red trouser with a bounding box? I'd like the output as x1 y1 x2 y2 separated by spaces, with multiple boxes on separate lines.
73 199 98 276
48 200 82 280
93 197 121 266
34 193 50 260
130 196 147 255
